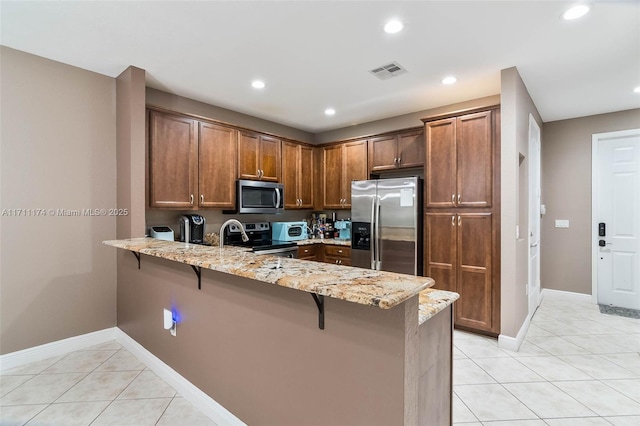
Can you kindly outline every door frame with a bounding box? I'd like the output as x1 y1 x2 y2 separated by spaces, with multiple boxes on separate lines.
528 114 542 315
591 128 640 304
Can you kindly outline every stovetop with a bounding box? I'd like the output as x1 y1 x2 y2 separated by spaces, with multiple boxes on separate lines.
224 222 297 252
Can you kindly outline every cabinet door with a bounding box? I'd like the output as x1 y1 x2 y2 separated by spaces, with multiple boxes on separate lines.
457 111 492 207
282 141 300 209
425 213 457 292
425 118 456 208
198 122 237 209
259 135 281 182
397 129 424 169
238 130 260 180
322 145 344 209
149 111 198 208
298 145 314 208
455 213 493 331
369 135 398 172
342 140 368 208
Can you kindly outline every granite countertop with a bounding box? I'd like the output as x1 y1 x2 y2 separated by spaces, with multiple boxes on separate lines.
418 289 459 325
104 238 435 310
296 238 351 247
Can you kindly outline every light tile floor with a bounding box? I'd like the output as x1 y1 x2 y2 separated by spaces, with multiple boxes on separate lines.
0 341 216 426
453 292 640 425
0 291 638 425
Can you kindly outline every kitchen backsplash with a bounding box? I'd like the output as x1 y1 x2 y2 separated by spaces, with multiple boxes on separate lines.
146 208 350 238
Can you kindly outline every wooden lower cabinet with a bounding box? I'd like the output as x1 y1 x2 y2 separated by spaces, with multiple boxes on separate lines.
425 212 496 333
323 245 351 266
297 245 318 260
298 244 351 265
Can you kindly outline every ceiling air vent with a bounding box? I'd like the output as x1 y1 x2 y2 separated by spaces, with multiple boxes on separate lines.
369 61 407 80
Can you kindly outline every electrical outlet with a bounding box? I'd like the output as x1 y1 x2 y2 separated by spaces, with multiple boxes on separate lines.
555 219 570 228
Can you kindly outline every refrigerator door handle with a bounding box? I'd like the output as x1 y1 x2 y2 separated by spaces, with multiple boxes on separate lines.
370 194 376 270
374 196 381 270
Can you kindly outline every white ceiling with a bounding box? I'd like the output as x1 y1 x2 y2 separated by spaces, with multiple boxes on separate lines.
1 1 639 133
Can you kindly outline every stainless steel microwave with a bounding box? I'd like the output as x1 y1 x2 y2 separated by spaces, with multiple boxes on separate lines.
231 179 284 214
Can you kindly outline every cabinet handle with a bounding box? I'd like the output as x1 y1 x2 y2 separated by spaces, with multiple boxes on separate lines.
458 194 461 204
452 194 455 204
458 215 462 226
338 250 343 253
452 215 455 226
200 194 204 204
190 194 194 205
304 249 309 253
398 156 401 164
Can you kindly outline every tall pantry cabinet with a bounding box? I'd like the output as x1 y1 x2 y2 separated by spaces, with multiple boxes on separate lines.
423 106 500 335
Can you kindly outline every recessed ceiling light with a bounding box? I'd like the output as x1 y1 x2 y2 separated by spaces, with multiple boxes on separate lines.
634 86 640 93
562 4 591 20
251 80 265 89
442 76 457 85
324 108 336 116
384 20 404 34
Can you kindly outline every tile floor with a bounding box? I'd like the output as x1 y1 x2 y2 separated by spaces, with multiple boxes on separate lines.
453 292 640 425
0 341 216 426
0 291 638 425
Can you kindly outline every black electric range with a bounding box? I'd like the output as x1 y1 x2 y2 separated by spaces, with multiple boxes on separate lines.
224 222 297 257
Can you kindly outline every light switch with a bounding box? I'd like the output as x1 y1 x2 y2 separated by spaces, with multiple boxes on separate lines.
555 219 570 228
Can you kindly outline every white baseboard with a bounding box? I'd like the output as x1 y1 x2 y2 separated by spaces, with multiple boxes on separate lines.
0 327 118 372
498 314 530 352
541 288 593 303
114 328 245 426
0 327 245 425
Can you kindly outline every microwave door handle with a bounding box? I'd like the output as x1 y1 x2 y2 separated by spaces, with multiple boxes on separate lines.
274 187 281 209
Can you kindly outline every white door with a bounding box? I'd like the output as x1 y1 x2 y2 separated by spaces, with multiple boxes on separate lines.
528 115 542 315
593 129 640 310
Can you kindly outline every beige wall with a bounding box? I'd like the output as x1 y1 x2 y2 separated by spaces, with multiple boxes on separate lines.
0 47 117 354
146 88 314 143
315 95 501 143
541 109 640 294
116 66 147 239
500 67 543 338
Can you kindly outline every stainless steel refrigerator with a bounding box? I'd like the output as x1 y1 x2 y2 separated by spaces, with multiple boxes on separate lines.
351 177 423 275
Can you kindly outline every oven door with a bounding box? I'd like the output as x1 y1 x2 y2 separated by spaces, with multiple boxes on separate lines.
237 180 284 214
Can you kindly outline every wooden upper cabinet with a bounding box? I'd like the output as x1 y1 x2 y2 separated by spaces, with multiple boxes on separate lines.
198 122 237 209
369 135 398 172
238 131 281 182
298 144 314 208
282 141 314 209
397 129 424 169
425 118 457 208
342 139 368 207
457 111 493 208
322 144 344 209
424 110 493 208
149 111 198 208
321 139 367 209
369 129 424 172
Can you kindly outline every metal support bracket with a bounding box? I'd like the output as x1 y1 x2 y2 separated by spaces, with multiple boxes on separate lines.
130 251 141 269
311 293 325 330
191 265 202 290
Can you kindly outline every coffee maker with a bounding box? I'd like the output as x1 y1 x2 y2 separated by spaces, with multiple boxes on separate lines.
179 214 205 244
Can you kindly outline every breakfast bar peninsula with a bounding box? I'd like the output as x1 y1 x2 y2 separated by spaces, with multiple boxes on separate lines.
105 237 458 425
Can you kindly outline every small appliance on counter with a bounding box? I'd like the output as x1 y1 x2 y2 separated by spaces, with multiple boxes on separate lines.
150 226 175 241
334 220 351 240
179 214 205 244
271 221 308 242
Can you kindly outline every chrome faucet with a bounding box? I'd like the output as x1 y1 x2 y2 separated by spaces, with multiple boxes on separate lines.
219 219 249 249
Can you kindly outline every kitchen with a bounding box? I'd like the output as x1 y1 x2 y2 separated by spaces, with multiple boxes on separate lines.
1 1 639 425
